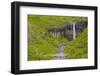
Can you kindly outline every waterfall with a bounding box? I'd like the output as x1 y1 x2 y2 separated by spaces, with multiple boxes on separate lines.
72 22 76 40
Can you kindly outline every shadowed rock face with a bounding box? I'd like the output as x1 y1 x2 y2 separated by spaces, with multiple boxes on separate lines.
48 21 87 41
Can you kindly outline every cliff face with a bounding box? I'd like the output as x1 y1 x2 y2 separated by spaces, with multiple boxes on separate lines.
48 21 87 41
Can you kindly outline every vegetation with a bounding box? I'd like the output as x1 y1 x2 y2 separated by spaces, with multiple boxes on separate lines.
28 14 88 61
64 28 88 59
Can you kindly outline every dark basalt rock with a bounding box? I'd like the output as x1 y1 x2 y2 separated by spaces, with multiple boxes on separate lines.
48 21 87 41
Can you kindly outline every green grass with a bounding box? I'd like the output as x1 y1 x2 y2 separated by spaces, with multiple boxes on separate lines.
64 28 88 59
28 14 88 61
28 36 67 60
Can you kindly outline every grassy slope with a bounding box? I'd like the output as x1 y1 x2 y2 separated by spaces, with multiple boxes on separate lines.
28 15 88 61
64 28 88 59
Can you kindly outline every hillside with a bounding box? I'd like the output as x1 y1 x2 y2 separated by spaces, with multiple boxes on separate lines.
28 15 88 61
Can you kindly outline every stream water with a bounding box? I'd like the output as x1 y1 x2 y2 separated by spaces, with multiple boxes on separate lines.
55 44 65 59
